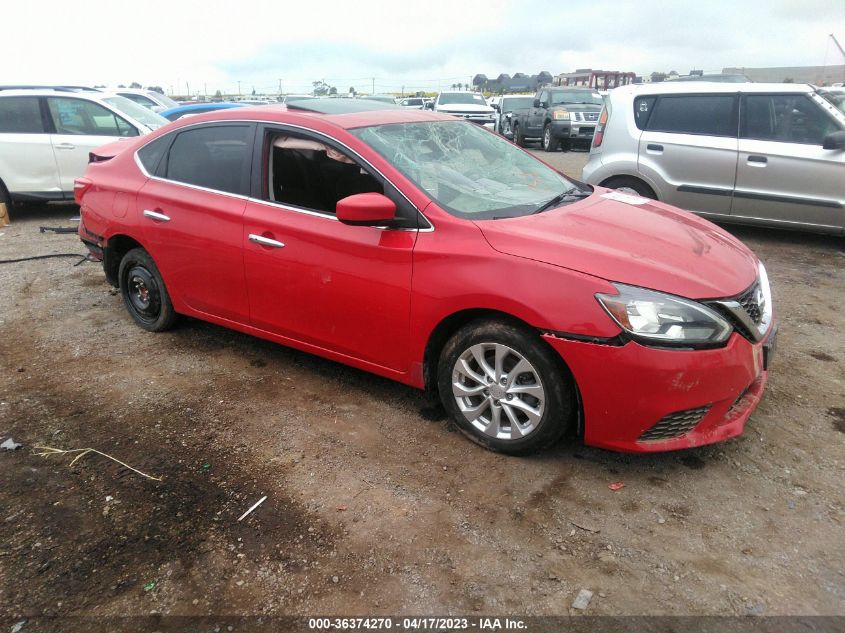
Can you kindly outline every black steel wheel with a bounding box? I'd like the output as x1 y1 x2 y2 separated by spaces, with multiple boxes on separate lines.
118 248 177 332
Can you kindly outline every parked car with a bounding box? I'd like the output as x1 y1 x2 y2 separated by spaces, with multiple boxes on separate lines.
427 91 495 128
582 82 845 235
160 102 247 121
0 87 166 208
511 87 604 151
360 95 398 104
398 97 426 109
492 95 535 138
114 88 180 113
76 98 776 455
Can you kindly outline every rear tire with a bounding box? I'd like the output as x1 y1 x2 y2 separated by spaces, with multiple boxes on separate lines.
602 176 657 199
437 319 575 455
512 122 525 147
542 124 559 152
118 247 177 332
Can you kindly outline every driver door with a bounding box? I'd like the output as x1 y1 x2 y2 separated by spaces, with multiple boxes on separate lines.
242 125 417 372
46 97 138 193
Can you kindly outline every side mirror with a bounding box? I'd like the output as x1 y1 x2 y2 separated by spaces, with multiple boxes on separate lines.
533 98 541 108
336 192 397 226
822 130 845 150
424 102 434 110
492 104 500 111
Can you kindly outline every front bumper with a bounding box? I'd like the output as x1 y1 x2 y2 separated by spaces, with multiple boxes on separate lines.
549 120 595 140
543 327 775 452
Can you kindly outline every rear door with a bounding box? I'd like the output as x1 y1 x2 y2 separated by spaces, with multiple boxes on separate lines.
0 96 60 196
733 93 845 232
637 93 738 215
137 123 255 323
47 97 139 193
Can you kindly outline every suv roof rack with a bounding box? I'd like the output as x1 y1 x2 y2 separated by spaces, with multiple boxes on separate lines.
0 85 102 93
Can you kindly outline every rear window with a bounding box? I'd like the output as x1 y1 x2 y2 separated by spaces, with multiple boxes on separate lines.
647 95 737 137
0 97 44 133
633 96 656 130
137 135 171 175
163 125 252 195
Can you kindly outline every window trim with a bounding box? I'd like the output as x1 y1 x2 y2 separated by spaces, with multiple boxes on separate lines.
645 92 739 138
132 119 432 231
739 92 844 146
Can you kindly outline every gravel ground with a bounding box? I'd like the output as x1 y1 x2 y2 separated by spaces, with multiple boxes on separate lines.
1 150 843 622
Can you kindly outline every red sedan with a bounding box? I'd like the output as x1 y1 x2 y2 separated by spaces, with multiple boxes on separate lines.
76 99 777 454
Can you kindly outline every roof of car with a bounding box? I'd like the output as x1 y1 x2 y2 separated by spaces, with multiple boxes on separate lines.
0 86 103 96
163 99 452 130
616 82 816 96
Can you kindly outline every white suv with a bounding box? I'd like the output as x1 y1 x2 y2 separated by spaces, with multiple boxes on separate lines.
582 82 845 234
0 87 167 208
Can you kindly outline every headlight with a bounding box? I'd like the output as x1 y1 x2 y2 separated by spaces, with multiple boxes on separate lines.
596 283 732 346
552 110 570 120
756 262 773 335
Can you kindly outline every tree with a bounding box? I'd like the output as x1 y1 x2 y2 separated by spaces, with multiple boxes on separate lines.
456 82 463 91
312 80 333 96
783 77 794 83
451 83 457 90
348 86 356 96
146 86 164 94
329 86 338 95
214 89 223 100
129 81 142 89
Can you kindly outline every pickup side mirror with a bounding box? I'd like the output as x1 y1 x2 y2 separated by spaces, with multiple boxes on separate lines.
424 102 434 110
822 130 845 150
336 192 397 226
533 98 541 108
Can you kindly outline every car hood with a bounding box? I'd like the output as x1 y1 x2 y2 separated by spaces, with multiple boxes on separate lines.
474 191 758 299
552 103 602 112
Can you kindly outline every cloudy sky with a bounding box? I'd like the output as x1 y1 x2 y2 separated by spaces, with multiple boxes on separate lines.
4 0 844 95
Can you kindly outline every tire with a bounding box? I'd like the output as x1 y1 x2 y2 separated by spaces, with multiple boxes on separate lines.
602 176 657 199
437 319 575 455
512 122 525 147
118 247 177 332
0 179 12 215
542 124 559 152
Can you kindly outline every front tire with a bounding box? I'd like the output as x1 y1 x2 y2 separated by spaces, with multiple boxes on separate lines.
437 319 575 455
542 124 559 152
512 122 525 147
118 247 177 332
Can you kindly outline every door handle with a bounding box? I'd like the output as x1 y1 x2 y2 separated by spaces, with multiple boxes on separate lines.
55 143 76 150
646 143 664 152
143 209 171 222
248 234 285 248
747 155 768 165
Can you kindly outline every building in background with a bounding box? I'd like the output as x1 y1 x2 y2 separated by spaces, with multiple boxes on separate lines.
473 71 554 94
554 69 638 89
723 65 845 85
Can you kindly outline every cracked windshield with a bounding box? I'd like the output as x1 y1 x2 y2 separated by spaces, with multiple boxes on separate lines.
352 121 576 218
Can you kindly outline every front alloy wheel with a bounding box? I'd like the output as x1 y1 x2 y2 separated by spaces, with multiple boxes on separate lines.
437 319 575 454
452 343 545 440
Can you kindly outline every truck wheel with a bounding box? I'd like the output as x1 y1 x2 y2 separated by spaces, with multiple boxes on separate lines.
542 124 559 152
512 123 525 147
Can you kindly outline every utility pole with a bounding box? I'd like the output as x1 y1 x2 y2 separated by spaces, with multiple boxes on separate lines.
186 81 190 97
237 80 241 96
372 77 375 94
278 78 283 95
204 82 207 97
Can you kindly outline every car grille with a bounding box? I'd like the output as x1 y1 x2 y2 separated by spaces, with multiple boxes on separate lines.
639 406 711 441
738 283 763 326
582 112 599 122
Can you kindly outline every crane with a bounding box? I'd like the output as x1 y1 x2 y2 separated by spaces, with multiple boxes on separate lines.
830 34 845 59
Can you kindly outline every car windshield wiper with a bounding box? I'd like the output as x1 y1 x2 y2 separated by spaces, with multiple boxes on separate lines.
533 188 591 214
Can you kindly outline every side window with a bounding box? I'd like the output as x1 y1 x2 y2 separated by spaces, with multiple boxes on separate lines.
647 95 737 137
633 96 656 130
265 133 384 215
47 98 138 137
0 97 44 133
137 135 171 175
742 95 838 145
164 125 251 194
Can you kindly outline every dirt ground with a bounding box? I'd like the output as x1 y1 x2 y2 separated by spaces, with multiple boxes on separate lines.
1 148 843 625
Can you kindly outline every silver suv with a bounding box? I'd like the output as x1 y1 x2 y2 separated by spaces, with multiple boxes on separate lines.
582 82 845 235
